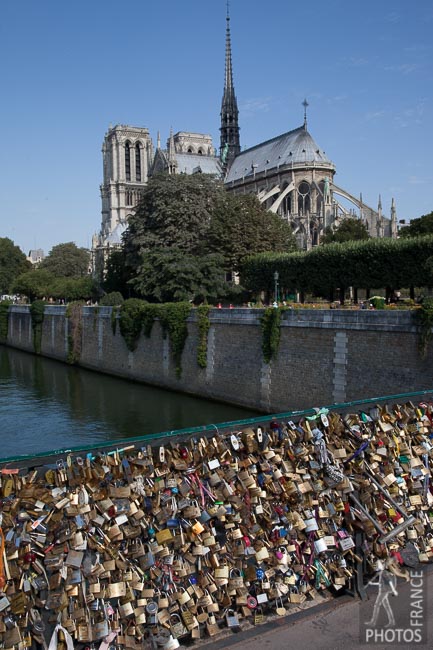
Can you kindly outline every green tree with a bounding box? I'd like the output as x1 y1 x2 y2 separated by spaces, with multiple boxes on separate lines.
207 193 297 270
399 212 433 238
321 218 370 244
0 238 30 294
132 249 228 303
123 174 225 271
40 242 90 277
103 249 132 296
122 173 297 301
12 269 54 302
50 277 99 301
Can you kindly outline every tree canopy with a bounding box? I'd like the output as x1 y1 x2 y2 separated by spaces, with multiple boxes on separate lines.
131 249 228 303
399 212 433 238
321 218 370 245
40 242 90 277
103 249 132 297
12 269 54 302
0 238 30 294
122 173 297 302
12 269 98 303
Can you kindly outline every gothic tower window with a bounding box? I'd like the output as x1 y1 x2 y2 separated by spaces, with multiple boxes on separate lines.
125 141 131 181
135 143 141 182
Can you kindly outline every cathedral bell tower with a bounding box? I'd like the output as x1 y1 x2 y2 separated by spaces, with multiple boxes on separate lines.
220 4 240 166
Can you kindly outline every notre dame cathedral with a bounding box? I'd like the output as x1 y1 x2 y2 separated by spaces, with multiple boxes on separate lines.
92 10 397 275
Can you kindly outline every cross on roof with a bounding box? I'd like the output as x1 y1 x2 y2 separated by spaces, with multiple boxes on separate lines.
302 98 309 128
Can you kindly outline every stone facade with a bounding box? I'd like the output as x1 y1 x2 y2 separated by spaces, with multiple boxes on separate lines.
4 306 432 413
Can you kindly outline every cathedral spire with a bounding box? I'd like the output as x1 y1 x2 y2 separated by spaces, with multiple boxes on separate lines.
220 2 240 166
302 99 309 130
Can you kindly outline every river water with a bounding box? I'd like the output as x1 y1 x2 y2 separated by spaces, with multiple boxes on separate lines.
0 346 259 459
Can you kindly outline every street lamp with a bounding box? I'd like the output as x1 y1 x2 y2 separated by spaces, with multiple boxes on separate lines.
274 271 279 305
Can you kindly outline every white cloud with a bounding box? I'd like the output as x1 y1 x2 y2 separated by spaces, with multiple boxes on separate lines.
384 63 418 75
385 12 400 23
364 110 386 121
408 175 432 185
240 97 272 116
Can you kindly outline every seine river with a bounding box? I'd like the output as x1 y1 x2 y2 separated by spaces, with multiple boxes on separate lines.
0 346 259 460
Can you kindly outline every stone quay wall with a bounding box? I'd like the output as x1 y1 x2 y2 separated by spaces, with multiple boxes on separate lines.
4 306 433 412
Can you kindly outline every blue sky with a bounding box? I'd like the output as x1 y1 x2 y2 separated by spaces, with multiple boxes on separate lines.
1 0 432 255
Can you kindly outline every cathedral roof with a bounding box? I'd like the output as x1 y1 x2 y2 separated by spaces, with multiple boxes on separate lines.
225 125 334 184
175 153 222 176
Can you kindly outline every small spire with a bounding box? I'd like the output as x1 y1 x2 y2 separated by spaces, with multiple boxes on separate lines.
302 98 309 129
157 131 161 150
378 194 382 210
168 127 175 159
390 197 398 238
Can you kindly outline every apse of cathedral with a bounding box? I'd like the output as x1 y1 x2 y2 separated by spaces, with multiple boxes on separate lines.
92 8 397 273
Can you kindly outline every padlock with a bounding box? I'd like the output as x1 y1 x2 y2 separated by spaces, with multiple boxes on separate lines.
169 613 189 639
226 608 240 629
253 607 265 625
228 568 244 589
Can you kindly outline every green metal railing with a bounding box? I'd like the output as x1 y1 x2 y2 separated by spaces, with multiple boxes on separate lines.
1 389 432 465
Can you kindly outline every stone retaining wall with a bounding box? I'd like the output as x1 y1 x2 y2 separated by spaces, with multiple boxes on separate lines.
3 306 432 412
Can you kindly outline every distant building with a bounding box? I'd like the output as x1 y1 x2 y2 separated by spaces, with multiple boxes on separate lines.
92 7 397 273
27 249 45 265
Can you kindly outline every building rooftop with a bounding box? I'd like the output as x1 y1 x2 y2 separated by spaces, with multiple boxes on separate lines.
225 125 334 184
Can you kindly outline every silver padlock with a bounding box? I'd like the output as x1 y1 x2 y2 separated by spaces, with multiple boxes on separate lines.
226 608 240 628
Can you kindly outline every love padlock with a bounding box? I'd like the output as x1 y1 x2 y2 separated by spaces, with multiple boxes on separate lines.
226 608 240 629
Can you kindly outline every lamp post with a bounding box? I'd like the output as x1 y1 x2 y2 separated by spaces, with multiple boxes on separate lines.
274 271 279 306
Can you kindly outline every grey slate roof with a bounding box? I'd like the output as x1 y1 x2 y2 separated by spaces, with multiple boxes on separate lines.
225 125 333 184
175 153 222 176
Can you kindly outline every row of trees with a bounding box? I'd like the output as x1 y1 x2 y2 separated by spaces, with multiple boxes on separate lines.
241 235 433 303
0 240 93 301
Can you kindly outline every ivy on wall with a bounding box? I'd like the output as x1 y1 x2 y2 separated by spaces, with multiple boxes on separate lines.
66 302 83 364
261 307 283 364
158 303 191 379
196 305 211 369
29 300 46 354
117 299 192 378
118 299 147 352
0 302 11 342
415 298 433 359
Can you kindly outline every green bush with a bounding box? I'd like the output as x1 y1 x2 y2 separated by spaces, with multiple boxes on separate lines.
370 296 385 310
100 291 124 306
241 235 433 300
